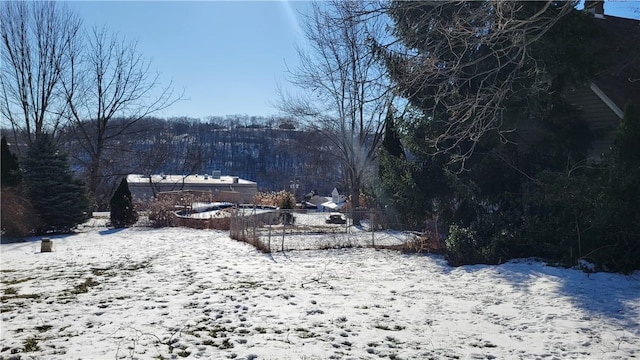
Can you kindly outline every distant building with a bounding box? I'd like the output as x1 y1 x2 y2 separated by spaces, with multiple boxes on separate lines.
127 173 258 204
304 188 347 211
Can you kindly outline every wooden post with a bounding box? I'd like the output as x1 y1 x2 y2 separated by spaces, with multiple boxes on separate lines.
41 238 52 252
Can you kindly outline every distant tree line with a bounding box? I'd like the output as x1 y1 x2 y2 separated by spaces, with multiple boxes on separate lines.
67 116 344 198
2 115 345 205
0 114 345 234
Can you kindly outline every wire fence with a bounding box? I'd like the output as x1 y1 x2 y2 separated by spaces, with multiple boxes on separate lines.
229 208 443 253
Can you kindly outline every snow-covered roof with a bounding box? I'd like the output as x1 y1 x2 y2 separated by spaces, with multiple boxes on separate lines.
320 200 345 210
127 174 256 185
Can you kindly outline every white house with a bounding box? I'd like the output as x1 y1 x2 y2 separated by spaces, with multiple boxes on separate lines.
306 188 347 211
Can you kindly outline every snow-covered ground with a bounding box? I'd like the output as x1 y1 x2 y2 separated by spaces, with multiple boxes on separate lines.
1 221 639 359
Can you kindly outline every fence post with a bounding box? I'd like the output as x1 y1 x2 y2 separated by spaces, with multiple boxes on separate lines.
252 214 256 243
346 211 349 233
281 211 286 252
370 211 375 248
240 213 244 240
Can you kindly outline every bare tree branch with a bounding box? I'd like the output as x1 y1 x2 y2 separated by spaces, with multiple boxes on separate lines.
278 1 393 212
60 26 184 202
0 1 82 149
379 0 576 165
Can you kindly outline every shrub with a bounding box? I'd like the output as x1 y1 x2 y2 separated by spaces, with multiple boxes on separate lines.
253 190 295 208
173 216 231 230
0 189 42 238
147 198 177 228
279 192 295 209
110 178 138 228
520 163 640 273
483 229 516 265
445 225 485 266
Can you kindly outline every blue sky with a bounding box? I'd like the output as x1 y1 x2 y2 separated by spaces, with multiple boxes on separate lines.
68 1 640 120
69 1 312 119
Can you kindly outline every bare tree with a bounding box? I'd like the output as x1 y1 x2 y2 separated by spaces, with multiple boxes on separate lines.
61 26 182 204
379 1 576 165
279 1 393 214
0 1 82 148
134 131 174 199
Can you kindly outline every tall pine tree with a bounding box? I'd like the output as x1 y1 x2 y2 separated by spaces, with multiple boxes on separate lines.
22 134 91 233
604 103 640 272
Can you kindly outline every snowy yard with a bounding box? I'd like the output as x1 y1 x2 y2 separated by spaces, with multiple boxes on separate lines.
1 222 639 359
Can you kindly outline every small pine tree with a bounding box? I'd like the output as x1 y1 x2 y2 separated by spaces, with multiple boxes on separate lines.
22 134 91 233
381 106 404 158
110 178 138 228
1 136 21 187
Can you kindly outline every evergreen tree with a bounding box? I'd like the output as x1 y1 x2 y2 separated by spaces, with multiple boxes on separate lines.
110 177 138 228
614 103 640 167
603 103 640 272
377 108 423 227
1 136 21 187
22 134 91 233
376 2 610 266
381 106 404 158
518 103 640 273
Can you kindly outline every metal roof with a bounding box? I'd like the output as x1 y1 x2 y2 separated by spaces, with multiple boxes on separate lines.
126 174 256 185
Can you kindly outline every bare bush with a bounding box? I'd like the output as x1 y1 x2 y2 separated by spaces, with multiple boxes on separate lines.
229 208 270 253
253 191 294 208
173 216 230 231
146 198 177 228
378 231 445 255
0 189 42 238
